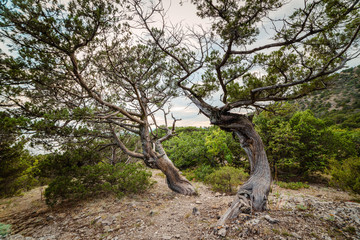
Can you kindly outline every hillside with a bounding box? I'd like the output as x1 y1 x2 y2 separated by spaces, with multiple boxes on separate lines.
296 65 360 127
1 170 359 240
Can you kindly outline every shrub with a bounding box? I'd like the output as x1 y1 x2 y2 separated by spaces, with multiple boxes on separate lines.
329 157 360 194
182 165 215 182
205 166 249 194
0 143 42 197
0 223 11 237
275 181 310 190
163 126 248 170
45 163 153 206
0 112 41 197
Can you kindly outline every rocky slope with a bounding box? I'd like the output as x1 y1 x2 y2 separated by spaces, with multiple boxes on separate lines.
0 170 359 240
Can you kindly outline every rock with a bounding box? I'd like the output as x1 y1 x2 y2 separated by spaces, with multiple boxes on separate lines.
162 235 172 240
291 232 302 239
104 226 113 232
174 234 181 239
93 216 102 223
195 201 202 204
102 216 116 225
46 215 55 221
218 228 227 237
264 215 279 224
246 218 260 225
215 192 222 197
9 234 25 240
193 207 200 216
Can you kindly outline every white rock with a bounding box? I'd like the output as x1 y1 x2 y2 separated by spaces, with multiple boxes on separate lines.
218 228 227 237
264 215 279 224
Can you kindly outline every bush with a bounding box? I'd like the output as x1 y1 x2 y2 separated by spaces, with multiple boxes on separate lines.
275 181 310 190
0 112 41 197
205 166 249 194
163 126 248 170
45 162 153 206
0 223 11 237
182 165 215 182
329 157 360 194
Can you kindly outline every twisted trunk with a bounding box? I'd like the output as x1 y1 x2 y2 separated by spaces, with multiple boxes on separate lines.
139 124 196 195
212 112 271 226
155 142 196 195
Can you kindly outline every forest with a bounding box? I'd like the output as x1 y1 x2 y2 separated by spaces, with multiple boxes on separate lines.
1 0 360 239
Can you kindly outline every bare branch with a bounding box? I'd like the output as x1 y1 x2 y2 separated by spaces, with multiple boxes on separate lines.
109 124 144 159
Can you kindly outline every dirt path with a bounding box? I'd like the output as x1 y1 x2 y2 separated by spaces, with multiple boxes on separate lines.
1 170 360 239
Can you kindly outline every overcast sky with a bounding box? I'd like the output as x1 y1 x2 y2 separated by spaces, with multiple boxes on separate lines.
153 0 360 127
1 0 359 128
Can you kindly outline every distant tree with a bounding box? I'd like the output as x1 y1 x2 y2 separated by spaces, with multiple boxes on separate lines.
0 112 38 196
135 0 360 225
0 0 195 195
254 104 358 178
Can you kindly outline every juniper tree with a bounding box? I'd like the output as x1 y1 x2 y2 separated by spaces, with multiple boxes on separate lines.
0 0 195 195
135 0 360 225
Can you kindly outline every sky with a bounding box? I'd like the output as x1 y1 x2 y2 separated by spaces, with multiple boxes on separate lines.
152 0 360 127
1 0 359 129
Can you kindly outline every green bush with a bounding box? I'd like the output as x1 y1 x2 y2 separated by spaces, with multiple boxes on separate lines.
163 126 248 170
329 157 360 194
0 223 11 237
45 162 153 206
205 166 249 194
37 148 102 179
275 181 310 190
254 104 359 179
182 165 215 182
0 112 41 197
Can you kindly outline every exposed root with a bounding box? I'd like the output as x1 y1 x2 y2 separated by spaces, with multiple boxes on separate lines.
216 189 252 227
215 178 270 229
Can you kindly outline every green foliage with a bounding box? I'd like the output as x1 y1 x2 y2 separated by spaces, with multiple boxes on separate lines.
182 165 215 182
163 128 211 169
297 66 360 128
205 128 233 164
296 204 308 211
37 147 153 205
254 103 358 178
163 126 247 170
0 223 11 237
276 181 310 190
0 112 41 197
329 157 360 194
37 148 103 179
45 162 153 206
205 166 249 194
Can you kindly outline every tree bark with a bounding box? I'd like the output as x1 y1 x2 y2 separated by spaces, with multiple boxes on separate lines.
139 124 196 196
155 142 197 195
212 112 271 226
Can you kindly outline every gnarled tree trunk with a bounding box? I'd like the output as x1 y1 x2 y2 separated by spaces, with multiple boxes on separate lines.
155 142 196 195
139 124 196 196
212 112 271 226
